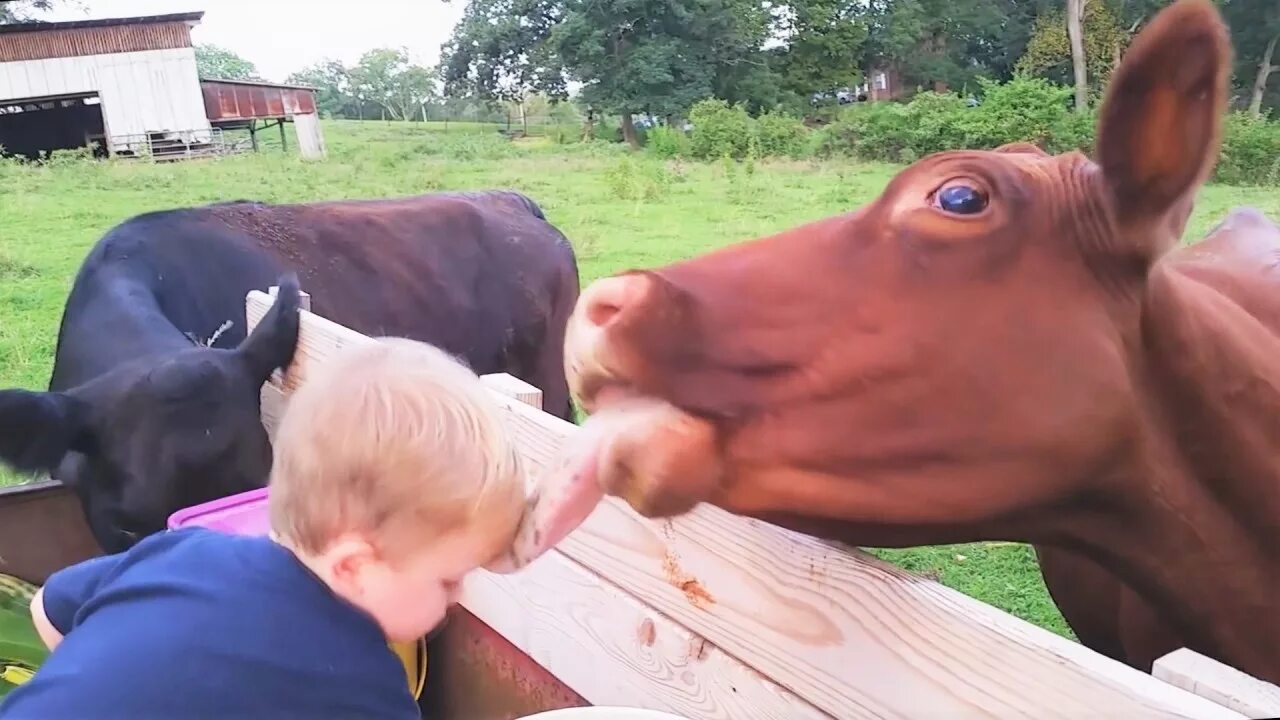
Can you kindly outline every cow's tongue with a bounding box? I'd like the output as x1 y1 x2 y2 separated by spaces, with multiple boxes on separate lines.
486 397 722 573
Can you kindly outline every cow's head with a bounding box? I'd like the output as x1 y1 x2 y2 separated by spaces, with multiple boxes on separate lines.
0 275 301 553
551 0 1234 549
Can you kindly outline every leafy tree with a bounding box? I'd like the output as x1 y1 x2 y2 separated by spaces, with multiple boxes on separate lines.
195 44 260 81
861 0 1047 94
554 0 770 147
0 0 63 23
1108 0 1173 34
771 0 870 100
1222 0 1280 117
350 48 438 121
1066 0 1088 112
285 60 355 119
1016 0 1128 104
441 0 772 144
438 0 567 107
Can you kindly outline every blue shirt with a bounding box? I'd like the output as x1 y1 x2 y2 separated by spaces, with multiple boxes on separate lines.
0 527 419 720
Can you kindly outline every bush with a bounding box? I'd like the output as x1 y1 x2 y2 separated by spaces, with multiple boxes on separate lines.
604 154 673 203
1216 112 1280 186
754 110 810 159
644 125 690 159
682 77 1280 186
961 76 1076 149
688 99 754 160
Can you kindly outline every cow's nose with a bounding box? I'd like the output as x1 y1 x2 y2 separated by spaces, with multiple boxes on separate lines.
566 274 655 411
579 273 652 330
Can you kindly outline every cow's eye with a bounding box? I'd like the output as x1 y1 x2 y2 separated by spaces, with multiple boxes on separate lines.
935 183 988 215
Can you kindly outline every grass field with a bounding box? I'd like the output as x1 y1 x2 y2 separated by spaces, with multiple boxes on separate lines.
3 118 1278 640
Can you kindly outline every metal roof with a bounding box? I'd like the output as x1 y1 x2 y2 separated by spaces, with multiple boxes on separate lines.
198 77 318 92
0 12 205 35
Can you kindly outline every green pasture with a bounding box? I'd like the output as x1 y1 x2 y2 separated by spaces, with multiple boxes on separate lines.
2 119 1278 640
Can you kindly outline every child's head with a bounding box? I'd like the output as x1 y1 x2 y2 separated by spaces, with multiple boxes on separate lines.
268 337 527 642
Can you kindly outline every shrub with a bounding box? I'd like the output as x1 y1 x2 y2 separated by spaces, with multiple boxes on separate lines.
688 75 1280 186
754 110 810 159
961 76 1075 149
549 123 580 145
814 101 910 161
688 99 754 160
604 154 673 203
644 125 690 159
1044 106 1096 155
1216 111 1280 186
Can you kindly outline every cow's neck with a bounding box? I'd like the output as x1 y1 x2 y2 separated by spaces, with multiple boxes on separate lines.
52 271 193 389
1059 431 1280 681
1061 268 1280 679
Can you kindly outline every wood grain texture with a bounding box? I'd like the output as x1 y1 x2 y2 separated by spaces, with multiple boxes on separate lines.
479 373 545 411
476 393 1246 720
245 290 1248 720
1154 649 1280 719
463 548 831 719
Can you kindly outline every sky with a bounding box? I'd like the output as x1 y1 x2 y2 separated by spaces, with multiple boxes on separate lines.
40 0 467 82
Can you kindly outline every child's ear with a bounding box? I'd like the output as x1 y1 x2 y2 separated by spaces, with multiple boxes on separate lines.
322 535 381 596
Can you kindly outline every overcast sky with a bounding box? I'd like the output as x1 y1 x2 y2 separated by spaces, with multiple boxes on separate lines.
41 0 466 82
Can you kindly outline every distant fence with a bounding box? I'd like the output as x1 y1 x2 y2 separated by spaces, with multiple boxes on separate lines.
328 111 568 137
106 128 251 162
246 285 1280 720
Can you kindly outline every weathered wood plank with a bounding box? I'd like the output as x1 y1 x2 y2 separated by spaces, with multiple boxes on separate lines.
246 289 1247 720
1154 648 1280 719
479 373 544 412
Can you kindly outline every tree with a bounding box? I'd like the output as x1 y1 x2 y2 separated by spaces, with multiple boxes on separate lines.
442 0 772 145
0 0 64 23
195 44 260 81
350 48 438 121
1064 0 1090 112
554 0 770 147
1251 34 1279 117
438 0 567 109
1222 0 1280 117
860 0 1046 95
1016 0 1127 101
771 0 870 100
285 60 356 119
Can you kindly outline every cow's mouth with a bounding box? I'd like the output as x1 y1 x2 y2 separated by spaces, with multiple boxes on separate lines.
486 274 728 572
493 377 724 572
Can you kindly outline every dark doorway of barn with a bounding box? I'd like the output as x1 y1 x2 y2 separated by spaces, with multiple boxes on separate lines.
0 92 108 160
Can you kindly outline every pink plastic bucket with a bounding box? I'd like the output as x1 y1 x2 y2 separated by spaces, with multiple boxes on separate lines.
166 487 271 536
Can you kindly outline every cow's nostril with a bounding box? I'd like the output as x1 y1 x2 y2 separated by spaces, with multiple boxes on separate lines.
586 298 622 328
581 274 649 330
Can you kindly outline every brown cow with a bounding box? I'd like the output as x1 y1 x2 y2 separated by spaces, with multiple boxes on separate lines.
538 0 1280 686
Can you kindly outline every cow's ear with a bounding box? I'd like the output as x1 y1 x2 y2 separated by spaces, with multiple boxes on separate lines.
1095 0 1232 250
238 273 301 383
0 390 93 474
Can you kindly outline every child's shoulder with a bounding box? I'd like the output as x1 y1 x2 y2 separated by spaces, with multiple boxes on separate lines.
128 526 240 556
117 527 279 574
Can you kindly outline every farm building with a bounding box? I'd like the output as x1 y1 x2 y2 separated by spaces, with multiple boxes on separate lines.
0 12 324 161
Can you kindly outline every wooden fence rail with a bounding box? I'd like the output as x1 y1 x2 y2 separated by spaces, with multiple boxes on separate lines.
245 288 1280 720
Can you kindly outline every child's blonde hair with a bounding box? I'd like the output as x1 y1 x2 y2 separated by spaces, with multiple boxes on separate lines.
268 337 526 565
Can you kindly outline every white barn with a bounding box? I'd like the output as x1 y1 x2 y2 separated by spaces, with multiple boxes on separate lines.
0 12 213 158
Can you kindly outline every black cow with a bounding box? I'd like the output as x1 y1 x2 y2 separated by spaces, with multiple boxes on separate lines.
0 190 580 553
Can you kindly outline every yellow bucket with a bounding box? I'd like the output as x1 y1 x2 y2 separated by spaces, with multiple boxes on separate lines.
391 636 427 699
